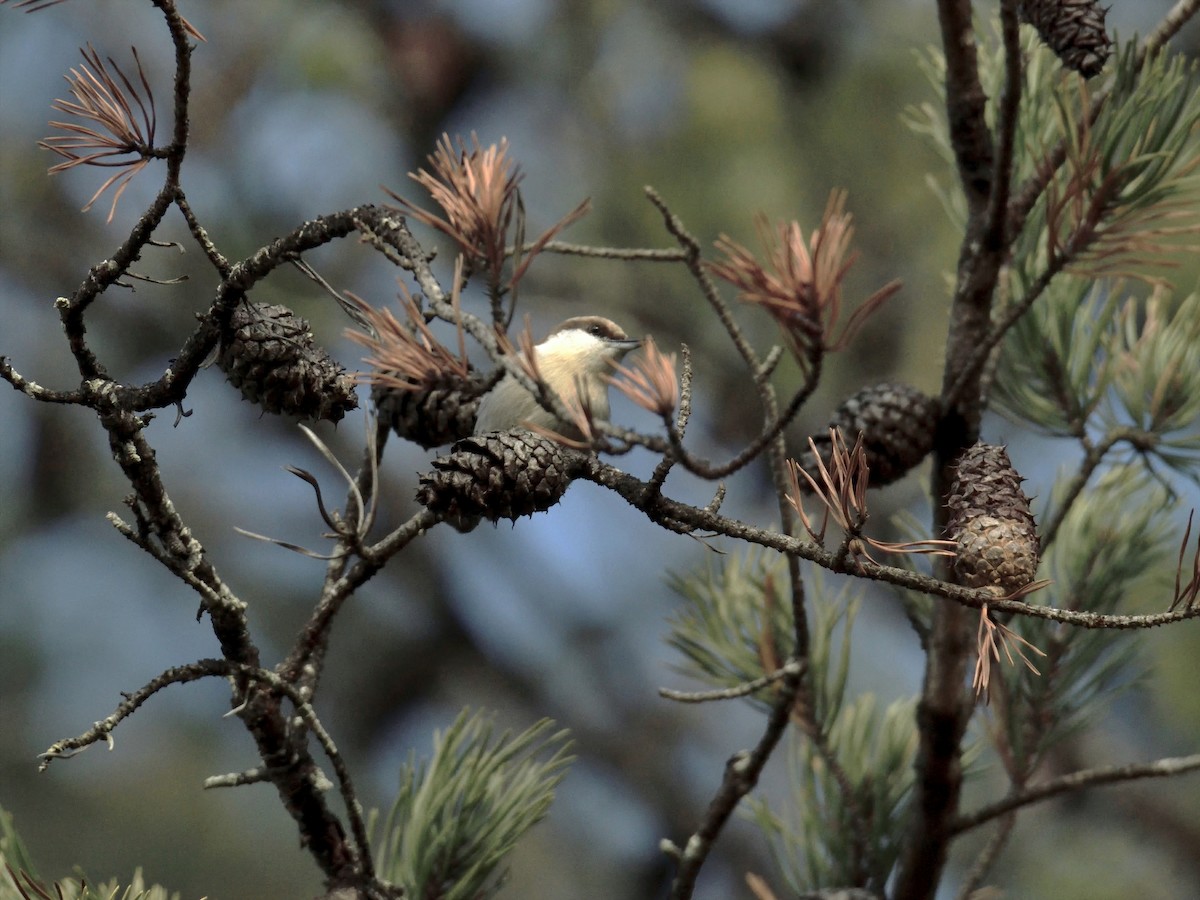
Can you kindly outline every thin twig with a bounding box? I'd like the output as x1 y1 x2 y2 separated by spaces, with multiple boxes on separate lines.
951 753 1200 834
645 343 693 496
38 658 380 887
645 186 763 373
666 362 822 480
1038 430 1125 552
667 665 803 899
204 767 271 789
954 813 1017 900
176 188 231 276
532 240 689 261
1144 0 1200 58
0 356 84 403
659 660 805 703
281 506 439 684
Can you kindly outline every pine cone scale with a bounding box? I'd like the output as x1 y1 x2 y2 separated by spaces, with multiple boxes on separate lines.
417 430 587 529
947 443 1040 595
375 374 486 449
218 302 358 422
799 382 941 488
1020 0 1111 77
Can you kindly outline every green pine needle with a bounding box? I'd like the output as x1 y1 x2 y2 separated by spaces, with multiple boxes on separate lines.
2 805 192 900
999 467 1170 762
371 709 573 900
746 694 919 892
666 550 860 723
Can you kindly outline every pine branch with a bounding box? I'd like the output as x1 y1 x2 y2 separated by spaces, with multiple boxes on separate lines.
951 753 1200 834
667 665 803 899
581 456 1200 631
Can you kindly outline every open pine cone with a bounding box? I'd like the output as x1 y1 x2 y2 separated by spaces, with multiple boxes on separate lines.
798 382 941 488
946 443 1040 595
218 302 358 422
1019 0 1111 78
374 372 487 449
417 430 587 530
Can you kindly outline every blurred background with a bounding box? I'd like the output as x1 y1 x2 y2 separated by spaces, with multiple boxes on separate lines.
2 1 1199 897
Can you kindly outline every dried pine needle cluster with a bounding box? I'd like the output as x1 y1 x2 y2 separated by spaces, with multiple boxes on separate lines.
39 44 158 222
346 286 486 448
387 133 589 290
607 337 679 420
708 190 901 375
787 425 955 564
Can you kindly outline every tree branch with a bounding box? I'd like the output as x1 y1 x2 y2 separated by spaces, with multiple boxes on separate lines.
667 664 803 899
38 657 397 898
951 753 1200 834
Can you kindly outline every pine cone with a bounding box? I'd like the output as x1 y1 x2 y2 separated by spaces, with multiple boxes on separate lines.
1020 0 1111 78
416 430 586 530
946 443 1040 595
218 303 358 422
798 382 940 488
374 372 487 449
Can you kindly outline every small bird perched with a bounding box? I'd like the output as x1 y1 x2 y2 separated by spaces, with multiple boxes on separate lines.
474 316 641 438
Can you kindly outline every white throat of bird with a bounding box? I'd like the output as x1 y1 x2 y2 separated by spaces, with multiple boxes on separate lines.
473 316 641 438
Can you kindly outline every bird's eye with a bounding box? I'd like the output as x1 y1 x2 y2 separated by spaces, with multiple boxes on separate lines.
589 325 604 336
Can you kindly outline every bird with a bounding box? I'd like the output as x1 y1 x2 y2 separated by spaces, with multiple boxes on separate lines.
473 316 641 438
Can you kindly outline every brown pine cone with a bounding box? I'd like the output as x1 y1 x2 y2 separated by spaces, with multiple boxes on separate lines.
798 382 941 488
416 429 587 530
374 372 487 449
1020 0 1111 78
218 302 358 422
947 443 1040 595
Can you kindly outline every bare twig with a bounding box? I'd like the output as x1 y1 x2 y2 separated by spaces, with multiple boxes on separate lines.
38 658 384 891
532 240 688 261
667 665 803 899
951 753 1200 834
0 355 84 404
645 343 694 496
176 188 231 275
1144 0 1200 57
204 767 272 789
954 813 1017 900
38 660 227 767
282 507 439 682
659 660 805 704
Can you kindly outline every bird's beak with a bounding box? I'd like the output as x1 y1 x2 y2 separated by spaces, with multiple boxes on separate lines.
612 336 643 354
